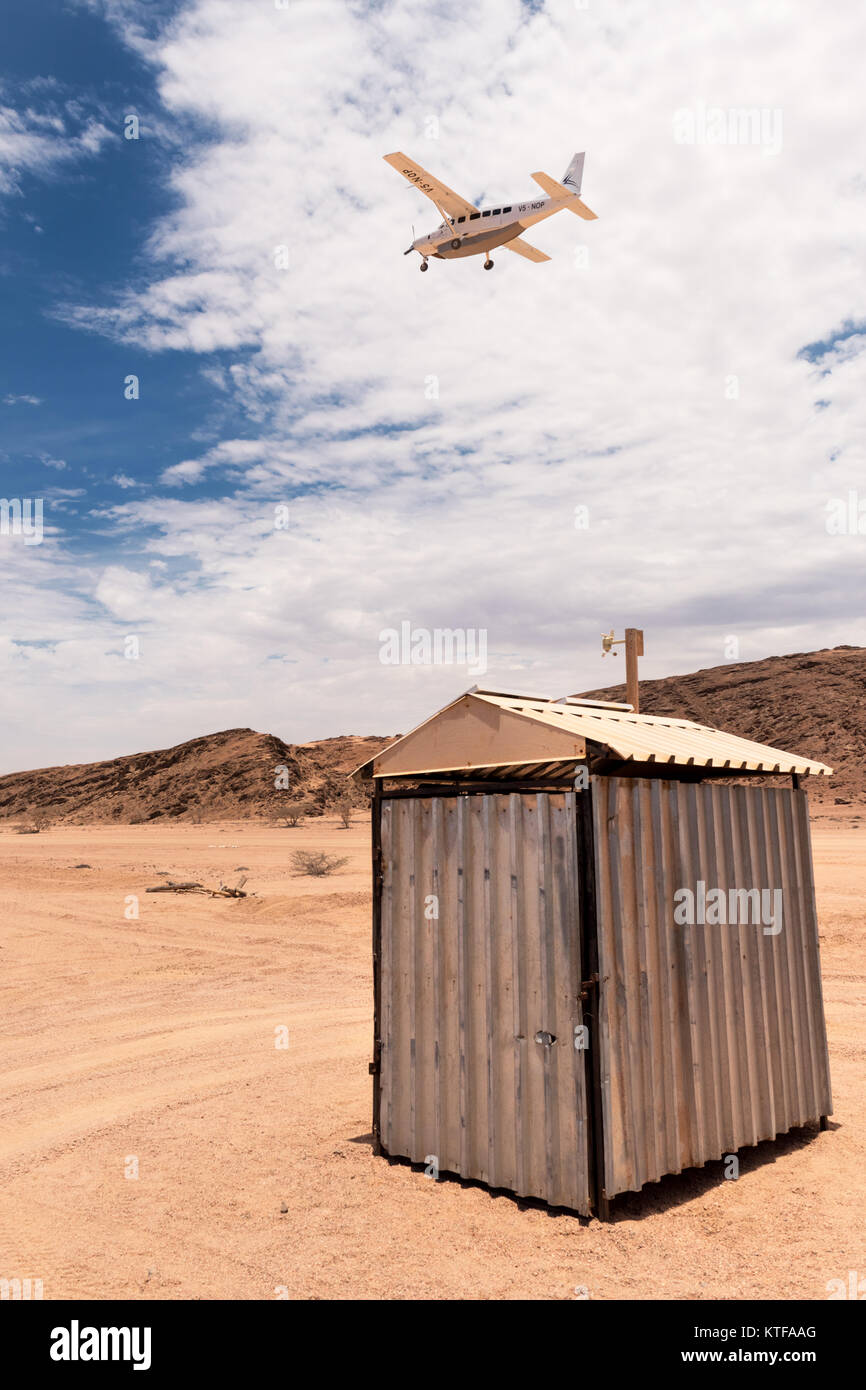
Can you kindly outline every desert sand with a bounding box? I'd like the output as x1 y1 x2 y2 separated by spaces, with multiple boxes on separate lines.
0 811 862 1300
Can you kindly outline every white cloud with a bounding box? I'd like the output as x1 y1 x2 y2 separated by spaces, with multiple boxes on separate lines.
161 439 269 486
4 0 866 767
0 100 113 197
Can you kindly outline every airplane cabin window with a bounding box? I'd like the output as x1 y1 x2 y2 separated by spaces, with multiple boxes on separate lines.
482 210 490 217
492 209 501 215
457 216 466 223
503 206 512 212
470 212 481 220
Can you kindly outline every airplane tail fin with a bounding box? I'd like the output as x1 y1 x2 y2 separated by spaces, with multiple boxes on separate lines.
561 151 585 195
530 164 598 220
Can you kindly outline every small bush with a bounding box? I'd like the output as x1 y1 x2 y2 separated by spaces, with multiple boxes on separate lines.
330 795 356 829
279 801 316 828
289 850 349 878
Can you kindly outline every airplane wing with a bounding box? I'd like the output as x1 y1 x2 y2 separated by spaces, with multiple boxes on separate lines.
504 236 551 263
383 152 479 219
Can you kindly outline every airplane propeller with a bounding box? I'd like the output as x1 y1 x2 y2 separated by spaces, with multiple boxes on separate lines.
404 224 416 255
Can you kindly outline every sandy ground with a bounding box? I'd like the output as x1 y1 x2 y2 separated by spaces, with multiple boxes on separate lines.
0 812 862 1301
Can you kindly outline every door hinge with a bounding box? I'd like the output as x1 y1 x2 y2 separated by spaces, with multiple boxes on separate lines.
578 973 599 1001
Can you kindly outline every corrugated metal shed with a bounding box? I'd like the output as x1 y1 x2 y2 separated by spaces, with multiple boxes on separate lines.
366 686 833 1219
356 689 832 781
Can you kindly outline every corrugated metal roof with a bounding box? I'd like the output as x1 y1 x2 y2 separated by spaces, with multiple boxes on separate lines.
357 689 832 778
473 693 832 775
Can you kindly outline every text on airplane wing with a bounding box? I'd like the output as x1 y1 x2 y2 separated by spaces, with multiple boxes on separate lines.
383 152 479 219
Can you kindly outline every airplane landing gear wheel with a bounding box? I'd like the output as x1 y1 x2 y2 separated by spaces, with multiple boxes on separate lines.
484 258 494 270
420 261 428 272
450 238 461 250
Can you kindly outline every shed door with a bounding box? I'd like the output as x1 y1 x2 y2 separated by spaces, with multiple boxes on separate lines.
378 791 591 1214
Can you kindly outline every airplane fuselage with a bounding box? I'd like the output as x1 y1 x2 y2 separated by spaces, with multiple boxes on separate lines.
414 195 572 260
385 148 596 269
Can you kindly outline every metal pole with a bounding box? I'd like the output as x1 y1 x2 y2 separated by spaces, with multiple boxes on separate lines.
624 627 644 713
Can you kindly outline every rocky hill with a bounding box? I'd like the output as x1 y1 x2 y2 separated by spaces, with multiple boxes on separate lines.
0 646 861 823
0 728 388 825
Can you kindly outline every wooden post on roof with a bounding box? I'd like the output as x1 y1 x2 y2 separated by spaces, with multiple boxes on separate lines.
624 628 644 713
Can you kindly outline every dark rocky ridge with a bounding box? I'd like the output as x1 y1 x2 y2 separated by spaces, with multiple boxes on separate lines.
1 646 861 821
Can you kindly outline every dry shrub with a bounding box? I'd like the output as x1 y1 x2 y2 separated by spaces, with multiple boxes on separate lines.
289 850 349 877
279 801 316 828
331 794 355 828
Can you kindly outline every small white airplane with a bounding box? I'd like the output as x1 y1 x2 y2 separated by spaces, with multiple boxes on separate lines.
383 149 597 271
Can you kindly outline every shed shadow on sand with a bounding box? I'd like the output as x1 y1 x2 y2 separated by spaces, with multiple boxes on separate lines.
350 1119 837 1224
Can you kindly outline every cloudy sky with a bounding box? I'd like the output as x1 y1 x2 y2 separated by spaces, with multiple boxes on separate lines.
0 0 863 772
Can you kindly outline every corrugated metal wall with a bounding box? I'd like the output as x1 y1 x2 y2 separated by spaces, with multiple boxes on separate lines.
593 777 833 1199
380 792 591 1213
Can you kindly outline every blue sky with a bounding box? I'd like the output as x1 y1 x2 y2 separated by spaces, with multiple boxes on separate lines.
1 0 864 772
1 0 246 550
